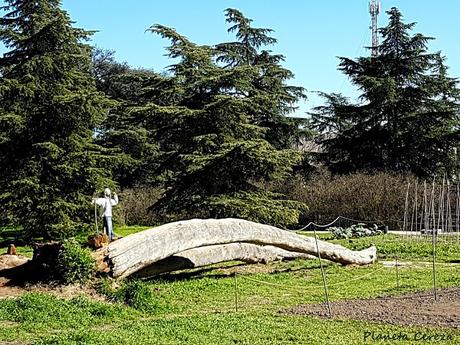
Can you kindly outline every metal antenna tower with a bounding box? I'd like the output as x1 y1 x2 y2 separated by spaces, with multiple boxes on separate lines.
369 0 381 56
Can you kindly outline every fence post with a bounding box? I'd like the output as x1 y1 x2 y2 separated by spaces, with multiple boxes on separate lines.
313 229 331 317
234 273 239 312
431 229 438 301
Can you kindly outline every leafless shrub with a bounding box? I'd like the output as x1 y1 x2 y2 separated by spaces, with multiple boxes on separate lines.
273 170 413 229
114 187 164 226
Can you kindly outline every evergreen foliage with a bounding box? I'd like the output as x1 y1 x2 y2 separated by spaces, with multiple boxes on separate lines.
216 9 309 150
310 8 460 176
7 3 459 234
56 240 95 284
123 9 309 226
91 49 179 188
0 0 113 240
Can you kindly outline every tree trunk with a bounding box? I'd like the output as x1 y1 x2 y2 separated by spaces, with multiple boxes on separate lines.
133 243 315 277
94 218 377 278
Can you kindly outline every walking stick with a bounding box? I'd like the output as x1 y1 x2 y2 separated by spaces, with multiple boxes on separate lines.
94 195 99 234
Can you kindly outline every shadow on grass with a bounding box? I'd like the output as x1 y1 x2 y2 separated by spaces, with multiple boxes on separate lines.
143 260 323 283
144 263 247 282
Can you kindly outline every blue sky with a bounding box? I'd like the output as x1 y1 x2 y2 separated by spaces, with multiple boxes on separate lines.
2 1 460 116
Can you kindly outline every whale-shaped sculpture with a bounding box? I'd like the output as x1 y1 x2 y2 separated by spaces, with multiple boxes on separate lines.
94 218 377 278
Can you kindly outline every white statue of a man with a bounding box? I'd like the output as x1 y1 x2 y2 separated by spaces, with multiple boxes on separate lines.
93 188 119 241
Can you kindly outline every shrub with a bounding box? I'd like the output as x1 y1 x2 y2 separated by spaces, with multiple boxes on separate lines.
96 278 159 312
56 240 96 284
329 223 382 239
115 187 164 226
118 280 154 311
273 171 412 229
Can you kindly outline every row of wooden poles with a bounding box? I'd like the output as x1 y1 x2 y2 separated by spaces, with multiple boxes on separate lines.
403 177 460 242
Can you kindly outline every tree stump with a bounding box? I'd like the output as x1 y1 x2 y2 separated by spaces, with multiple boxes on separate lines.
87 234 109 249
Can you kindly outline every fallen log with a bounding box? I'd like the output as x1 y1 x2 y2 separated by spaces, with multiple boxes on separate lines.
94 218 377 278
134 243 315 277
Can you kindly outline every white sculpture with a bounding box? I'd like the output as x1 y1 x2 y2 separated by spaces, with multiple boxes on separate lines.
93 218 377 278
93 188 119 241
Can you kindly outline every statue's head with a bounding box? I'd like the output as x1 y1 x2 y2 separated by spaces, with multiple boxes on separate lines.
104 188 111 197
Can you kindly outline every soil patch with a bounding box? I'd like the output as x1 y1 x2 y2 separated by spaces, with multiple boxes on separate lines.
0 254 103 300
283 287 460 329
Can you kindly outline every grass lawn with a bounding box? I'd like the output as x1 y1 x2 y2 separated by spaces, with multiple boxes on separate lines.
114 225 151 238
0 245 33 258
299 232 460 262
0 228 459 344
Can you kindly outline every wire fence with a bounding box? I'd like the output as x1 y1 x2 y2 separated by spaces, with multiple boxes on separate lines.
287 215 385 232
286 212 459 244
228 258 459 316
401 177 460 244
237 265 386 291
217 225 459 317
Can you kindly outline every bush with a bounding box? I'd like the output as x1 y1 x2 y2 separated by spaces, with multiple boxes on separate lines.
118 280 154 311
115 187 164 226
96 278 159 312
56 240 96 284
329 223 382 239
273 171 411 229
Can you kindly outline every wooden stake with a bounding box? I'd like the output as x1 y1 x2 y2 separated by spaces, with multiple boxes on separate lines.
234 273 239 312
423 181 428 234
403 182 411 234
422 181 428 237
432 225 438 301
415 180 418 235
313 228 331 317
457 183 460 243
430 178 436 238
410 185 416 233
437 178 444 234
446 180 452 241
94 201 99 234
441 176 446 234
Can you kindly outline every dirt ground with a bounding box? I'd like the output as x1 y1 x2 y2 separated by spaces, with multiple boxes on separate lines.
283 287 460 329
0 254 102 300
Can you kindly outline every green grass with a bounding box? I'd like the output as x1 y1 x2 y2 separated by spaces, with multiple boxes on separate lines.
0 260 460 345
114 225 151 238
0 226 459 344
299 232 460 262
144 260 460 313
0 244 33 258
4 310 458 345
0 258 459 344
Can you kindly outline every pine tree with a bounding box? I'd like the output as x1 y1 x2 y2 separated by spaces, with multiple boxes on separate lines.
132 15 307 226
310 8 460 176
91 50 168 187
0 0 113 240
216 9 308 149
